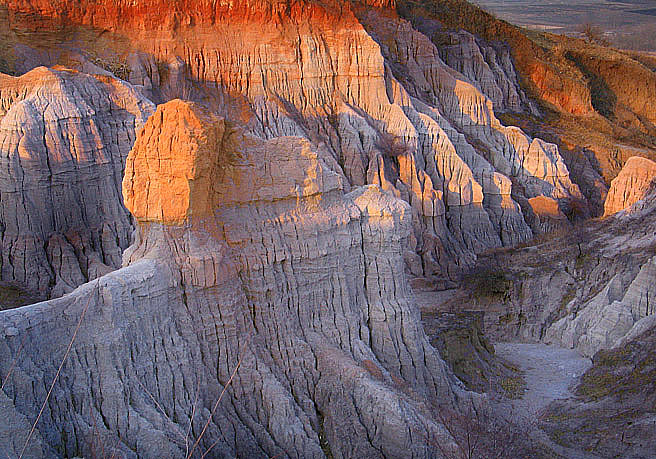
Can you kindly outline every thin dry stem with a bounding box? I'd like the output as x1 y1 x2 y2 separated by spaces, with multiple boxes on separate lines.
200 437 220 459
18 282 99 459
1 340 24 392
186 355 243 459
186 374 202 458
136 378 176 428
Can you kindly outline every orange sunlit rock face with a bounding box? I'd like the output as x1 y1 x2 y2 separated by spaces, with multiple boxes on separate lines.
2 0 395 31
122 98 346 225
123 99 225 224
528 196 566 219
603 156 656 216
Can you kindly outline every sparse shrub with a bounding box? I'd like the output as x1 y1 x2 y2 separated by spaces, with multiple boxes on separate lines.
499 376 525 399
375 131 412 158
566 222 589 259
579 23 610 47
89 52 131 80
463 265 511 299
563 195 589 221
432 402 541 459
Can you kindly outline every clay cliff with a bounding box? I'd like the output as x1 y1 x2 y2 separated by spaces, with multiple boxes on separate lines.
0 67 153 298
0 99 468 458
0 0 586 288
603 156 656 216
398 0 656 215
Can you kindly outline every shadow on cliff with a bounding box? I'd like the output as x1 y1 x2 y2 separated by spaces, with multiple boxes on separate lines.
564 51 617 121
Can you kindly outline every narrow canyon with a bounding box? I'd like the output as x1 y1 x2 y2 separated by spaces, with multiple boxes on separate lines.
0 0 654 457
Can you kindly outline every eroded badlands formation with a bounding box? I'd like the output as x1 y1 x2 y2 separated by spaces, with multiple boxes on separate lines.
545 158 656 356
1 99 470 458
463 165 656 359
452 159 656 457
0 67 154 298
0 0 654 457
0 0 584 295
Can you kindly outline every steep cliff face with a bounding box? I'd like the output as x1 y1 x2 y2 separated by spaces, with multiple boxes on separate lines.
419 28 539 116
0 67 154 298
0 0 651 456
397 0 656 216
122 101 233 224
603 156 656 216
0 100 468 458
0 0 585 285
396 0 595 116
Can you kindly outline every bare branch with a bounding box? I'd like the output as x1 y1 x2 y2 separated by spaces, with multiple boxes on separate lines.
19 282 100 459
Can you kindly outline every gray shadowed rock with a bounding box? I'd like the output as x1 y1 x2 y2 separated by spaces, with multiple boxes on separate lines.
0 100 473 458
0 67 154 299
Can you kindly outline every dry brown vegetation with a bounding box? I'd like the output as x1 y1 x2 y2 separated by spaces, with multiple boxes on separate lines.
375 131 413 158
0 283 41 310
432 402 550 459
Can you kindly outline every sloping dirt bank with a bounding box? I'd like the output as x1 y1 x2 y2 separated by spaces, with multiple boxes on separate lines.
494 343 599 459
494 343 592 416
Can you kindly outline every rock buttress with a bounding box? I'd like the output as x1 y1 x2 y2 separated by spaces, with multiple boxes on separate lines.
603 156 656 216
0 100 468 458
123 100 230 224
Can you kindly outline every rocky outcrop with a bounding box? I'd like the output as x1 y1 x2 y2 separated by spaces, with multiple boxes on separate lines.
0 100 468 458
0 67 154 299
397 0 656 222
357 12 580 202
543 260 645 357
396 0 595 117
446 183 656 357
122 100 233 224
0 0 652 456
603 156 656 216
434 29 539 116
525 196 570 233
544 253 656 357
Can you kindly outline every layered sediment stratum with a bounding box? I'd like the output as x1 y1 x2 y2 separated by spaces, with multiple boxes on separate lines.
0 100 470 458
0 0 583 285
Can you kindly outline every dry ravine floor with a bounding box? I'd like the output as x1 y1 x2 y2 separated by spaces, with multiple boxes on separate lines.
493 342 598 459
